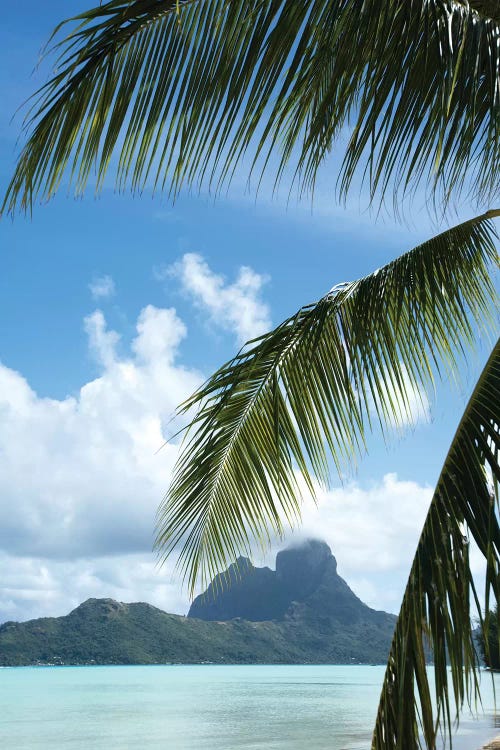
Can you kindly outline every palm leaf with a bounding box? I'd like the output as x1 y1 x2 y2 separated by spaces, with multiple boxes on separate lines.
155 211 499 595
3 0 499 214
372 337 500 750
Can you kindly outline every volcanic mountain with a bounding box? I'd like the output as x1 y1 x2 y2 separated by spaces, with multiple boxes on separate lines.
0 540 396 666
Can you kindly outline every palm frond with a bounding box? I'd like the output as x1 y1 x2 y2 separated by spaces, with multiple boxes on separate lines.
155 211 499 595
3 0 499 215
372 337 500 750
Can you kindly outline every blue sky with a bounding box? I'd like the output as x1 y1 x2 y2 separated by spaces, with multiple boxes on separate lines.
0 2 496 624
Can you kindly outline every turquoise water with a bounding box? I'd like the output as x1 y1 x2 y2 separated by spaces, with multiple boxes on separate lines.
0 665 498 749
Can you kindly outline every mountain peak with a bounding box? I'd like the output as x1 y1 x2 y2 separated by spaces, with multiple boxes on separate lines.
276 539 335 590
188 539 366 624
68 598 128 619
72 597 124 611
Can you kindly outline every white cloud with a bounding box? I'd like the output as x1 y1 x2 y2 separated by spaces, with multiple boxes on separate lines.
0 552 186 624
84 310 121 367
300 473 431 575
165 252 271 345
0 303 202 622
132 305 187 363
89 274 116 300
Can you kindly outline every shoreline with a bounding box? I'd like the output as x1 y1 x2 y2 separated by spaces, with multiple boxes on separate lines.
449 716 500 750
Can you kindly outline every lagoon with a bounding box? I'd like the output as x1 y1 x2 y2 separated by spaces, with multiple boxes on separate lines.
0 665 498 749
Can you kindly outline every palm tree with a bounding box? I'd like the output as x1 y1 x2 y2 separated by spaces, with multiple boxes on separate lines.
2 1 499 748
478 605 500 671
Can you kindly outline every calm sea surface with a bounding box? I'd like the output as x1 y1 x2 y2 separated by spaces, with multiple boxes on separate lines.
1 665 499 749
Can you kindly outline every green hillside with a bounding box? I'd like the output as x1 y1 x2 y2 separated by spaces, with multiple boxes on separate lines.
0 542 397 666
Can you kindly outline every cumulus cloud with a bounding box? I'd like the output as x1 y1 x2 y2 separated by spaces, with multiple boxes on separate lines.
0 552 186 624
89 274 116 300
165 252 271 344
0 303 204 622
84 310 121 367
301 473 430 574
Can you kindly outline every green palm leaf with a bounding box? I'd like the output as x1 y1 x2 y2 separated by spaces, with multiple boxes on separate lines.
155 211 499 596
3 0 499 214
372 337 500 750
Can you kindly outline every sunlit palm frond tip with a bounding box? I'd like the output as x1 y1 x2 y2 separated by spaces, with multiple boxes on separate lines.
3 0 499 215
155 211 499 596
372 337 500 750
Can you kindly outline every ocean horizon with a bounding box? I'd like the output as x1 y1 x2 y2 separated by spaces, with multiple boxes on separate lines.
1 664 498 749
